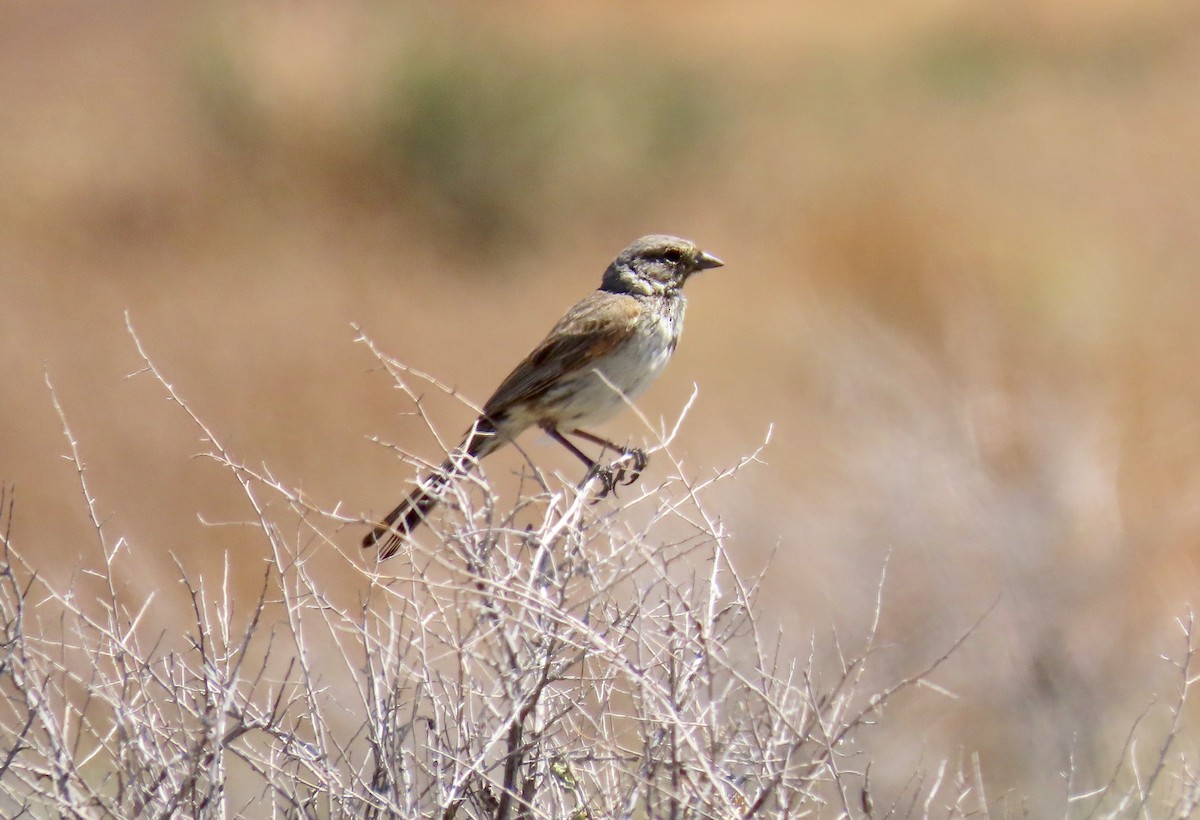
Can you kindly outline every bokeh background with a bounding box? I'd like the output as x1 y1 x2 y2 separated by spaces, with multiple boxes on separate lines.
5 0 1200 811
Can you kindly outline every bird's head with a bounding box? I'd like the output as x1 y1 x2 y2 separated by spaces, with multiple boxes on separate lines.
601 235 724 296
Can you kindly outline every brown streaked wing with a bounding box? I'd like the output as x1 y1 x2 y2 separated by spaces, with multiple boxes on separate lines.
482 291 642 419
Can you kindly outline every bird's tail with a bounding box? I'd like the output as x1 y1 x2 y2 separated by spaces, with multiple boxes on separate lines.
363 418 500 559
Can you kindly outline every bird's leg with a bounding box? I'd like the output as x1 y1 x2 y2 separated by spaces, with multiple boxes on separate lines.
544 426 620 498
569 428 647 488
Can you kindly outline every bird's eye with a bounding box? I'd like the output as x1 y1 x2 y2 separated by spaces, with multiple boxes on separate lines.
662 249 683 264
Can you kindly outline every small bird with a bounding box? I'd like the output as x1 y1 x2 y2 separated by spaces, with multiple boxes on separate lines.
364 234 724 558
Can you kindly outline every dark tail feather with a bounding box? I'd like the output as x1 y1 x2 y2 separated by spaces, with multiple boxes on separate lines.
363 418 501 559
362 466 455 559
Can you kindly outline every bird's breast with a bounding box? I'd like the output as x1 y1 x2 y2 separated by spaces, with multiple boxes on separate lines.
541 295 685 427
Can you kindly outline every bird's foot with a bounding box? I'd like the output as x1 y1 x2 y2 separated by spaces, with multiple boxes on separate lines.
584 448 649 501
585 464 620 500
611 447 648 489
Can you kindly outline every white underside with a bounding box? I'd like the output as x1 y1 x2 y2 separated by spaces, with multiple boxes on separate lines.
526 306 681 430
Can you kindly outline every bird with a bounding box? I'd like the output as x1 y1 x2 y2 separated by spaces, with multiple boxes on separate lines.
364 234 724 559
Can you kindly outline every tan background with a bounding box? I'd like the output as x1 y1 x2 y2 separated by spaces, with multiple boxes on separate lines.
5 0 1200 810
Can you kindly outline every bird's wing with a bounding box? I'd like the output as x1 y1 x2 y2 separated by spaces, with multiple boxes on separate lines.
482 291 642 420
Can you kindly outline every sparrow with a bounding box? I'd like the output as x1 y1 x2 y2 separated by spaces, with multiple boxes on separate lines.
365 234 724 558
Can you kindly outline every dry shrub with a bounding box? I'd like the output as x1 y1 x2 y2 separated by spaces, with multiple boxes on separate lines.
0 322 1196 818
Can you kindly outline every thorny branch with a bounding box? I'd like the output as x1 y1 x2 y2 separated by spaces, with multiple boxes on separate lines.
0 324 1195 817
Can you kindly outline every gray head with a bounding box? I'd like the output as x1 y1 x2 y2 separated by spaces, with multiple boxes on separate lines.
601 235 724 296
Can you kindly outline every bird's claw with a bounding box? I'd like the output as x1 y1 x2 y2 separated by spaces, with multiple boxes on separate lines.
585 448 649 501
611 447 647 489
586 464 619 500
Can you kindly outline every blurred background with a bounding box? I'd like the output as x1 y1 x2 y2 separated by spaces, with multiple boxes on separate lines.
5 0 1200 811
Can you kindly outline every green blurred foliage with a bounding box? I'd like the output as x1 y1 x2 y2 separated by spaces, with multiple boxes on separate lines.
189 33 262 154
375 41 724 246
910 18 1187 101
915 29 1018 100
187 20 727 251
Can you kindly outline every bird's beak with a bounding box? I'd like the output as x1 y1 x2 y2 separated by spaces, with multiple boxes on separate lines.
695 250 724 271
